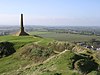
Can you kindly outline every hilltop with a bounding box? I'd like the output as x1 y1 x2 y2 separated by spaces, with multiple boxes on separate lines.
0 36 100 75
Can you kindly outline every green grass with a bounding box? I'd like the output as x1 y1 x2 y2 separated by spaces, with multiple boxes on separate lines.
22 51 79 75
0 35 41 42
0 55 32 74
29 31 52 35
30 31 100 42
0 35 54 75
0 35 52 50
0 35 100 75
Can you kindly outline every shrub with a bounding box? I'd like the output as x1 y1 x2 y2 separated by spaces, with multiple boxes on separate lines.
0 42 16 58
48 42 75 52
31 47 53 57
42 48 53 57
32 48 43 56
74 59 98 74
54 73 62 75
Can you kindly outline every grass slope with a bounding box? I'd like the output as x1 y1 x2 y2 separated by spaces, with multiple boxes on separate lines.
0 36 53 50
0 35 100 75
0 35 54 75
21 50 100 75
20 51 79 75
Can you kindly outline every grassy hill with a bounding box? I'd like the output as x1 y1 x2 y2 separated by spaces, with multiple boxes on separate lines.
0 35 100 75
18 50 100 75
0 36 54 74
0 36 53 48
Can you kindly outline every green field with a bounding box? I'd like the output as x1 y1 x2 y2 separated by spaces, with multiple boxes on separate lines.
30 31 100 42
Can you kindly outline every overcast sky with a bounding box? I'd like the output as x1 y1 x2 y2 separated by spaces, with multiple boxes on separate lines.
0 0 100 26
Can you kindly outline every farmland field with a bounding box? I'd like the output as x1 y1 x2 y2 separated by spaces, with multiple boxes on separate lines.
30 31 100 42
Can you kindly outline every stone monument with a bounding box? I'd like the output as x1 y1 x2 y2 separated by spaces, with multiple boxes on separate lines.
17 14 29 36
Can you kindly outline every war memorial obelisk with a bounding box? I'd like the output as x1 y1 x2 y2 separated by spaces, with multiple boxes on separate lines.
17 14 29 36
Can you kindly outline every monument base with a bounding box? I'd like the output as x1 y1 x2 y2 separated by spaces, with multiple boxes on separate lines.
16 31 29 36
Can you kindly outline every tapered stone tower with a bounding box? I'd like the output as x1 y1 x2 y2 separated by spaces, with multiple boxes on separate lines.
17 14 29 36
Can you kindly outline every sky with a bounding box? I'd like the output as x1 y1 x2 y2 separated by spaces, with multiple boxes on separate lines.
0 0 100 26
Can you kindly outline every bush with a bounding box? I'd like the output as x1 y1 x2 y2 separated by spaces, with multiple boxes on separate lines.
70 54 83 69
54 73 62 75
48 42 75 52
0 42 16 58
42 48 53 57
32 48 53 57
74 59 98 74
32 48 43 56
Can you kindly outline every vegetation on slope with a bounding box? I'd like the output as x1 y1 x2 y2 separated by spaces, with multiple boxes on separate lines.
0 36 100 75
0 42 15 58
18 42 99 75
21 50 99 75
0 36 54 75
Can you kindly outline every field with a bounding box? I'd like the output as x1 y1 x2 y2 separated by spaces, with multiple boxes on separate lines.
30 31 100 42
